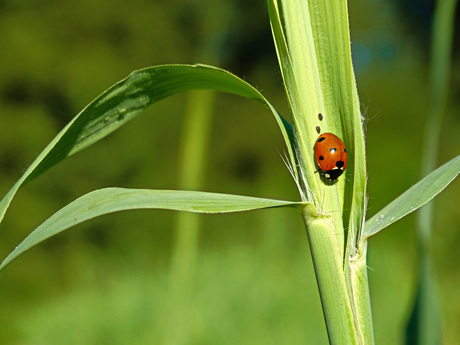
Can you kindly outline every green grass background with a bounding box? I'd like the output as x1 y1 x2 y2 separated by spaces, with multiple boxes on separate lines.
0 0 459 344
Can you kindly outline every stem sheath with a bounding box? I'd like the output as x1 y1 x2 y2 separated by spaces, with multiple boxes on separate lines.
302 205 360 345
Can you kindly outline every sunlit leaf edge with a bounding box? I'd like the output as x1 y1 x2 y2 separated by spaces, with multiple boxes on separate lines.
0 188 307 271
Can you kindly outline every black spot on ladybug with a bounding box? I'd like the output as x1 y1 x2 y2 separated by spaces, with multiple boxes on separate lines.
324 169 344 181
318 113 323 121
319 155 324 161
330 148 336 153
318 137 326 143
336 161 345 169
316 126 321 134
344 148 347 153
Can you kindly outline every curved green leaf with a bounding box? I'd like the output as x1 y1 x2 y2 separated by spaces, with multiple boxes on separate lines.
0 188 305 271
0 64 297 227
363 155 460 240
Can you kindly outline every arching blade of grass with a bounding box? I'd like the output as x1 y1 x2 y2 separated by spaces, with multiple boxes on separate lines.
0 188 306 271
0 64 297 227
363 155 460 240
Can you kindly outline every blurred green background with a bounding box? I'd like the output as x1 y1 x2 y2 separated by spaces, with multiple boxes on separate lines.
0 0 459 344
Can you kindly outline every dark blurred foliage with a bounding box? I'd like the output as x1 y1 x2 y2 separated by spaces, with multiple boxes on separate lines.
0 0 459 344
393 0 460 56
1 77 73 127
391 0 460 105
393 0 435 55
223 0 276 75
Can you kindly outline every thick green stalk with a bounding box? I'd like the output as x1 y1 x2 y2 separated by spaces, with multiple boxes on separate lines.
302 206 360 345
268 0 370 342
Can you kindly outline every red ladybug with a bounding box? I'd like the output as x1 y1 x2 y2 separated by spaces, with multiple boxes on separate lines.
314 132 348 181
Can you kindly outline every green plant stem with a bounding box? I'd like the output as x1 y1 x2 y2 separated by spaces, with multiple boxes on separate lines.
301 205 360 345
419 0 458 245
169 90 215 289
168 0 235 294
406 255 443 345
410 0 458 343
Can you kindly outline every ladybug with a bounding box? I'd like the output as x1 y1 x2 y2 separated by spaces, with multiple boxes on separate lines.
314 132 348 181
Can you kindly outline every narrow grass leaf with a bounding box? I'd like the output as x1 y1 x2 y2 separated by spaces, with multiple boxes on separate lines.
409 1 458 343
405 258 443 345
0 188 305 271
0 64 297 226
267 0 323 196
363 155 460 239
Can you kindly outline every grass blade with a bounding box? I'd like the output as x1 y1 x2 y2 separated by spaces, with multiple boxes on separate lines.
0 188 305 271
405 257 443 345
0 64 297 227
363 155 460 239
408 0 459 343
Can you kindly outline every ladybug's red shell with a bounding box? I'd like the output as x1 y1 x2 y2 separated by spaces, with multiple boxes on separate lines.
314 133 348 181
